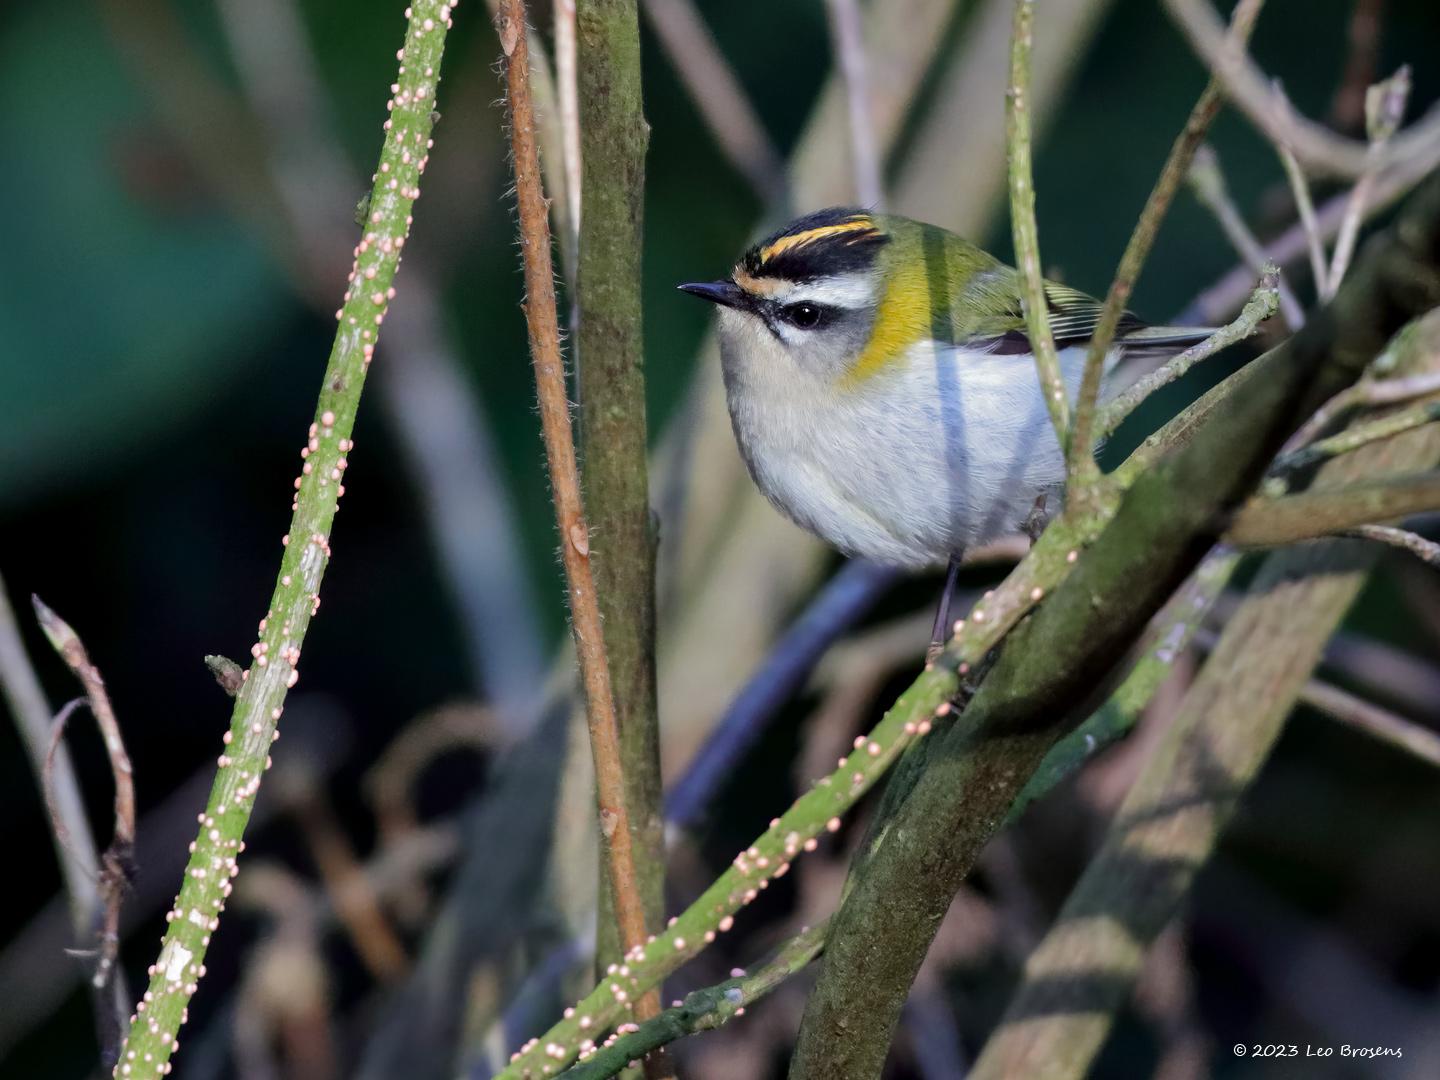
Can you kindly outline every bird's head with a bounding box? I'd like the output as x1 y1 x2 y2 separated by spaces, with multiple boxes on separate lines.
680 208 1000 387
679 208 895 383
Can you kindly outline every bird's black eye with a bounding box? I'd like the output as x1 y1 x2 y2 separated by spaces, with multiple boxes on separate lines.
782 302 825 329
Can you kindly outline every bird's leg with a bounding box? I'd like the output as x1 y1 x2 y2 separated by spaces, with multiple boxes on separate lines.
926 553 964 664
1022 492 1050 545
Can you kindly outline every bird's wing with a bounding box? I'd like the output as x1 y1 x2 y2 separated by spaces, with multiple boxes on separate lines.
957 272 1212 357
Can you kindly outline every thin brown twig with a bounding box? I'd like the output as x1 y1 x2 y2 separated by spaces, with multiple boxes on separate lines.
1275 132 1330 294
1070 0 1266 485
1163 0 1440 179
1300 675 1440 766
1327 66 1412 296
494 0 653 1008
32 598 135 859
1340 523 1440 567
33 597 136 1063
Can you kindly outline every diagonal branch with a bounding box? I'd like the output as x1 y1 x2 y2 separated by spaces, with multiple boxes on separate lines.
1070 0 1266 483
1164 0 1440 179
968 307 1440 1080
112 4 456 1073
787 174 1440 1080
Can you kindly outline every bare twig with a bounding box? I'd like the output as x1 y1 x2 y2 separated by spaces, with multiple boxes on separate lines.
114 4 456 1071
0 575 102 945
1276 132 1330 294
215 0 546 733
495 0 654 1009
640 0 786 206
1287 370 1440 452
1182 161 1440 326
1006 0 1069 448
1340 523 1440 567
824 0 884 208
1099 269 1279 439
1328 66 1412 295
1301 675 1440 766
1070 0 1266 483
1187 144 1306 328
1273 398 1440 476
1163 0 1440 179
33 598 134 860
1227 472 1440 547
32 598 134 1065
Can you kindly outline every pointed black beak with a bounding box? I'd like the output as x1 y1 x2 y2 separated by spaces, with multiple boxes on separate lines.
678 280 747 310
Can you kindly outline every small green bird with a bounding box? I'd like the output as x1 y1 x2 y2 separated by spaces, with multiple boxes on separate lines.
679 207 1210 578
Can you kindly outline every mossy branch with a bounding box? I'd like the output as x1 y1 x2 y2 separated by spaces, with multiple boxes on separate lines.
786 177 1440 1079
968 310 1440 1080
554 540 1236 1076
575 0 668 1011
112 4 455 1075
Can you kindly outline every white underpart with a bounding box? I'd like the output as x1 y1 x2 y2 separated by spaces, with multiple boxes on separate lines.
719 314 1109 567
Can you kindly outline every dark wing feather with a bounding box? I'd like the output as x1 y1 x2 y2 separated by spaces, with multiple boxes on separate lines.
969 280 1212 358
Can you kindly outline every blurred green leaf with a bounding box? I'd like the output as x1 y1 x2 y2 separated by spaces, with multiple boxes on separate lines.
0 3 289 505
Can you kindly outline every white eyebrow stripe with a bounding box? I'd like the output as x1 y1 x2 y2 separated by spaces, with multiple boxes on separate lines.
780 273 875 310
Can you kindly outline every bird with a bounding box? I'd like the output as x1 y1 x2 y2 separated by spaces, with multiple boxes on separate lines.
678 207 1214 644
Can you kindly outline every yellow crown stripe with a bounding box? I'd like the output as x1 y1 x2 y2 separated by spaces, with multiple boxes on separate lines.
759 218 876 264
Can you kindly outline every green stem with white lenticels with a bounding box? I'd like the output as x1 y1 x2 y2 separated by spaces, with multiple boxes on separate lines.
113 3 455 1075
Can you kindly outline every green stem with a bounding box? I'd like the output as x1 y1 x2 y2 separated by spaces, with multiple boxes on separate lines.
1006 0 1070 450
559 542 1236 1074
558 922 827 1080
968 313 1440 1080
1072 0 1266 481
1098 269 1278 440
113 4 453 1074
575 0 667 978
1272 398 1440 475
